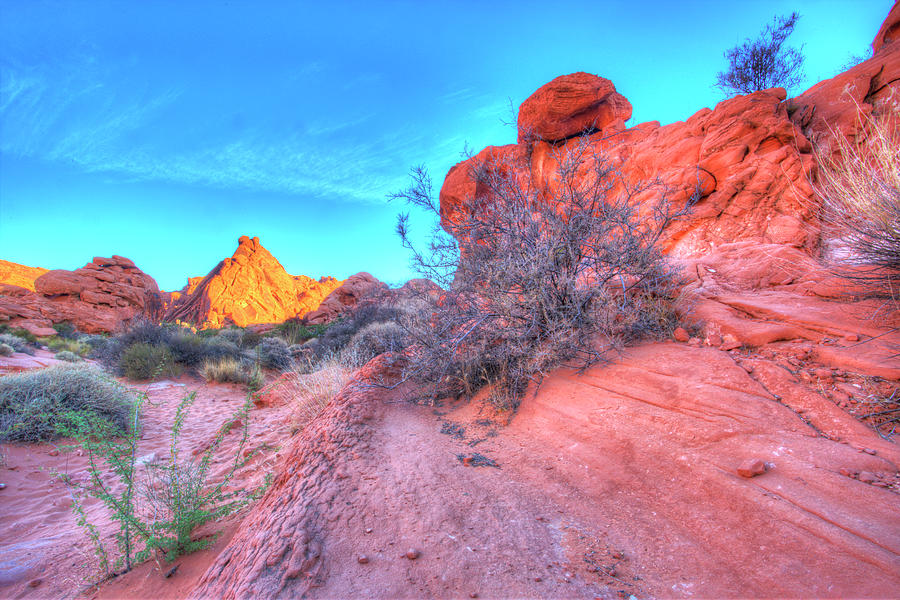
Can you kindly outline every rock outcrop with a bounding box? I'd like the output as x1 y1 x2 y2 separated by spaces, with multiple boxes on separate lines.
517 72 632 143
304 272 387 324
0 256 163 334
164 236 343 328
0 260 48 292
441 14 900 259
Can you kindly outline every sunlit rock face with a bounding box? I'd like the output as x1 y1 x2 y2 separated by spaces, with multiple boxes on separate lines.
0 255 164 334
0 259 48 292
163 235 343 329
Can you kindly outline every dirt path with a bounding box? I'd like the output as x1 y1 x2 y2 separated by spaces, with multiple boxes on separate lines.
191 343 900 599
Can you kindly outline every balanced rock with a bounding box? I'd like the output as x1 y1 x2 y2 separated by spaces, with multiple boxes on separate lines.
517 72 632 143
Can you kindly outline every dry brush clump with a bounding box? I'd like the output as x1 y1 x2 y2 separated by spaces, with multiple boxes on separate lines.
0 363 135 442
814 108 900 300
393 135 696 407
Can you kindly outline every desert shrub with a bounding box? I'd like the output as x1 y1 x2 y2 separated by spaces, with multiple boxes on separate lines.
120 343 178 381
274 320 329 346
254 337 292 371
45 336 90 356
199 357 263 390
0 363 135 442
0 333 33 355
343 321 408 366
0 343 14 357
166 333 243 367
52 321 79 340
56 392 270 574
78 334 108 349
215 327 244 346
715 12 805 96
392 135 694 406
0 326 37 344
313 303 405 360
813 109 900 299
55 350 82 362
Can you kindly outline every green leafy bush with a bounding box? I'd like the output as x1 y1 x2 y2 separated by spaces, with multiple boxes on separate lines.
55 350 82 362
45 336 90 356
57 392 270 573
166 333 242 367
0 363 135 442
52 321 79 340
120 343 179 381
0 333 34 355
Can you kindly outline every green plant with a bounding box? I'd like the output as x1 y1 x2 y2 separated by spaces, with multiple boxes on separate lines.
0 343 13 357
0 363 135 442
45 336 90 356
715 12 805 96
120 343 179 381
57 392 271 574
273 320 330 346
0 326 38 344
55 350 82 362
53 321 79 339
0 333 33 355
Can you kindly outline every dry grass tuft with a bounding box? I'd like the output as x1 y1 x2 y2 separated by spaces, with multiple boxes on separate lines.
814 108 900 298
284 357 351 431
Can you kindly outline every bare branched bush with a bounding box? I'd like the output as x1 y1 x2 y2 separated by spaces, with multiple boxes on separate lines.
814 109 900 299
715 12 805 96
392 136 695 407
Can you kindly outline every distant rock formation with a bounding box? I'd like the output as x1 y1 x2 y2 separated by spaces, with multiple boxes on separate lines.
305 272 387 324
0 260 48 292
0 256 163 335
164 235 343 328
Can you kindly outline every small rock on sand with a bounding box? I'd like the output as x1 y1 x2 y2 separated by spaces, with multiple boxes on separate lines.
737 458 767 478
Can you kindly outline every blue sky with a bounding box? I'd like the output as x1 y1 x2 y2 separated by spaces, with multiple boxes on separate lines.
0 0 893 290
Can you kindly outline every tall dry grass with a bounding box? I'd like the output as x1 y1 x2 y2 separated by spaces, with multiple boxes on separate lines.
284 356 352 431
814 108 900 298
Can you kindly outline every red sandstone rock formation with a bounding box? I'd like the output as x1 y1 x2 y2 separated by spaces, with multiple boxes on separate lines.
163 236 343 328
517 72 632 143
304 272 387 324
0 260 48 292
0 256 162 334
441 14 900 260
